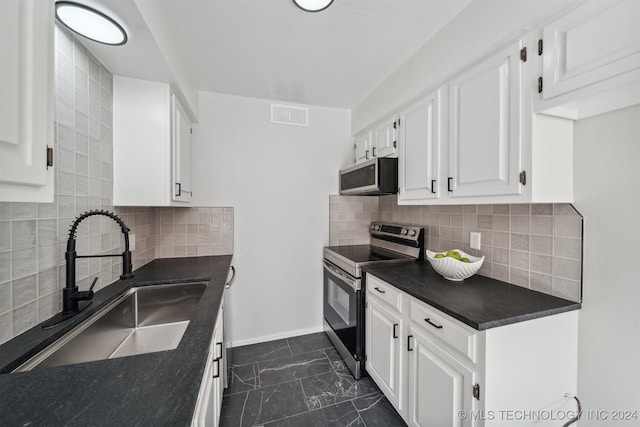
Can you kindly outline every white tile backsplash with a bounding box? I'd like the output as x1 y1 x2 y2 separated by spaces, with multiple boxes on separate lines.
330 195 583 302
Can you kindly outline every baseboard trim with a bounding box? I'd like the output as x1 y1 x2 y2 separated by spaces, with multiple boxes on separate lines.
230 324 325 348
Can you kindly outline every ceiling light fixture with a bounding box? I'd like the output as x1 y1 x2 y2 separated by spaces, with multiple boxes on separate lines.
292 0 334 13
55 1 128 46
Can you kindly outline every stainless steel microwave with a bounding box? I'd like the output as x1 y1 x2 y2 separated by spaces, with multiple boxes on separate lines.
339 157 398 196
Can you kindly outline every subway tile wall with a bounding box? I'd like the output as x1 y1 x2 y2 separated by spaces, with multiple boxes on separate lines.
330 195 583 302
154 207 234 258
0 27 233 345
328 196 378 245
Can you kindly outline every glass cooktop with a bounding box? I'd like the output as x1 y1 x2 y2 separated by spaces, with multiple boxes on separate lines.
324 245 403 263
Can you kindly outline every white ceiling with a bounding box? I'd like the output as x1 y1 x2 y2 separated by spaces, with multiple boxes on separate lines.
80 0 472 109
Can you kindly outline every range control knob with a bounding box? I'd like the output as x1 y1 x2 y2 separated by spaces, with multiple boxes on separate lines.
408 230 417 237
401 229 408 235
372 224 381 231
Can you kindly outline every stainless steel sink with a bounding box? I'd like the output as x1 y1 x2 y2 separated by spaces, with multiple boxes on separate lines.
15 282 207 372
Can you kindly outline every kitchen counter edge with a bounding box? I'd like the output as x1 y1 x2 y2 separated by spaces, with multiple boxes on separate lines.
362 260 581 331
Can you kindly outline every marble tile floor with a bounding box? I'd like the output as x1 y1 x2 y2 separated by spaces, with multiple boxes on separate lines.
220 332 407 427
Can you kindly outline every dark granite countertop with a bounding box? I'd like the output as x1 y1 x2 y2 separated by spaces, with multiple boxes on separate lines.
363 261 581 330
0 255 232 427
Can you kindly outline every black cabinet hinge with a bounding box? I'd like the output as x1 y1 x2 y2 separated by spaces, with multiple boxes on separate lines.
538 77 543 94
392 120 397 129
46 146 53 168
393 140 397 149
473 384 480 400
520 47 527 62
538 39 543 56
520 170 527 186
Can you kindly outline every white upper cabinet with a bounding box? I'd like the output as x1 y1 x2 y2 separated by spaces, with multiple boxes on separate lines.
536 0 640 119
172 96 193 203
0 0 54 202
372 117 397 159
354 131 372 164
398 88 444 201
396 35 574 205
113 76 193 206
353 117 398 165
448 38 525 199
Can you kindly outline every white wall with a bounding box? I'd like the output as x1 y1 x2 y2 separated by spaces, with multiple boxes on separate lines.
351 0 571 134
192 91 352 345
573 105 640 424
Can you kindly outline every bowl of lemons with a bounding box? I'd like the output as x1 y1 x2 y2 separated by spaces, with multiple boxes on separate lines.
426 249 484 282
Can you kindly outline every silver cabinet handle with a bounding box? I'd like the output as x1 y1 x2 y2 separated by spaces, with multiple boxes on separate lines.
225 265 236 289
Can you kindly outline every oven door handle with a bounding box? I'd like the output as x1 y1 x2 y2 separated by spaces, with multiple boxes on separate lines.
323 260 361 291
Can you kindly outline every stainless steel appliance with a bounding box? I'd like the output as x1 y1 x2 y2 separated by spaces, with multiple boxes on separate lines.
323 222 424 379
339 157 398 195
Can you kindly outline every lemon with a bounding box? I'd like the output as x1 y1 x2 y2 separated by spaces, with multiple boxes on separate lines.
434 253 445 259
460 258 471 263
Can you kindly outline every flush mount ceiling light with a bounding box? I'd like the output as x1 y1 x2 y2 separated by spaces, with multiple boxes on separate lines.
55 1 127 45
292 0 334 12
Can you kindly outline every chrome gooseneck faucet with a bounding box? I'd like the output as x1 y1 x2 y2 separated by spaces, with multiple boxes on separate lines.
42 210 134 329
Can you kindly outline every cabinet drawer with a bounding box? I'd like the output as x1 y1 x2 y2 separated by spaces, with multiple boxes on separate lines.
366 275 403 312
409 298 477 364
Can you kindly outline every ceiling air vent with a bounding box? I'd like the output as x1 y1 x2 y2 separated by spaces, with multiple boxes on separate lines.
270 103 309 127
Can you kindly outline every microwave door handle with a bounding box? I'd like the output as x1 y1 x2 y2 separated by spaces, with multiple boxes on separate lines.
323 261 359 290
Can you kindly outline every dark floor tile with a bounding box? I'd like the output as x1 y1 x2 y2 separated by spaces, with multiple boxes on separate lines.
258 350 333 387
241 380 310 426
233 339 292 366
300 369 380 410
353 392 406 427
265 401 365 427
323 348 347 371
219 391 249 427
225 362 260 396
287 332 333 355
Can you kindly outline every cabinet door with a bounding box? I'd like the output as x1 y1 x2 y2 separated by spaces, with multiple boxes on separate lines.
366 297 403 411
0 0 54 202
172 95 192 202
192 306 224 427
372 118 397 158
448 39 525 198
398 89 443 201
212 316 224 425
407 328 477 427
542 0 640 100
354 132 372 164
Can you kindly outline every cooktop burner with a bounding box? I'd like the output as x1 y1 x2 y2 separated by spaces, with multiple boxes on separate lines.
323 245 402 263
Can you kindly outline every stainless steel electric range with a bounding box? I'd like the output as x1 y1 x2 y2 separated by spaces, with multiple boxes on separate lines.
322 222 424 379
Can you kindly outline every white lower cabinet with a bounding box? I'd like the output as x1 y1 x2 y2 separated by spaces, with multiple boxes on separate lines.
365 274 579 427
193 305 224 427
407 327 477 427
366 296 403 409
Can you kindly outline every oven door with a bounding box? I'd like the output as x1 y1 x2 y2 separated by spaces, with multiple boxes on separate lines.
323 260 363 378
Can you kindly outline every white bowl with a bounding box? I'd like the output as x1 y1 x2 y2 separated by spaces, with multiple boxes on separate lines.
426 249 484 282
